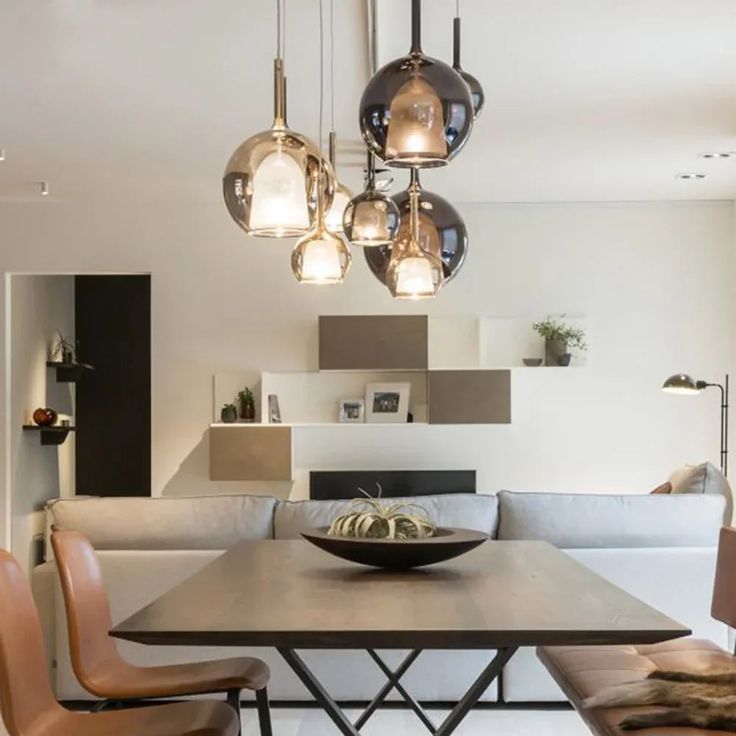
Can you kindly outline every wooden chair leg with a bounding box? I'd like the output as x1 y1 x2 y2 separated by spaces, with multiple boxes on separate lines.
226 688 242 736
255 687 273 736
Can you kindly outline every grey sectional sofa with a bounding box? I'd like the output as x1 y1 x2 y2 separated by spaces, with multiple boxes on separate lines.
34 490 728 704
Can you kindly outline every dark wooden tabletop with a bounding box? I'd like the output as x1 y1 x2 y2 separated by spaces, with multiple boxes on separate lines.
112 540 690 649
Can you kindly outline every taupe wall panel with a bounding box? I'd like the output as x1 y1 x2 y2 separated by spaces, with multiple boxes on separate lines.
319 315 428 370
209 426 292 481
428 370 511 424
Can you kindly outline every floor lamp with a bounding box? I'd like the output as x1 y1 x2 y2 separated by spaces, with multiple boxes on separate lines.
662 373 730 476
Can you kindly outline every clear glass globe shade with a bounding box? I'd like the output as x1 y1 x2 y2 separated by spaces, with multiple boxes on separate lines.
324 182 353 234
291 228 351 285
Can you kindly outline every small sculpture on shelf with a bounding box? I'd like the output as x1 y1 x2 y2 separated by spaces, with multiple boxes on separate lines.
532 316 587 366
237 387 256 423
32 407 58 427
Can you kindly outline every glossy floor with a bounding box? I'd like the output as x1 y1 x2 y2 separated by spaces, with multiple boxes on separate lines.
241 707 590 735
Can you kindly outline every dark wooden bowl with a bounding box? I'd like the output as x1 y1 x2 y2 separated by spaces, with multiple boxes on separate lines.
301 527 488 569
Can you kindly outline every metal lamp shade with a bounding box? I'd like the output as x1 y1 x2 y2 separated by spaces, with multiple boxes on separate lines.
359 54 473 168
364 185 467 284
459 68 484 119
662 374 700 394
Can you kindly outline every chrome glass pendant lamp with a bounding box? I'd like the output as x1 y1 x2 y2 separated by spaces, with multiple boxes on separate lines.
364 169 467 286
343 151 401 247
223 0 334 238
453 1 484 119
359 0 474 168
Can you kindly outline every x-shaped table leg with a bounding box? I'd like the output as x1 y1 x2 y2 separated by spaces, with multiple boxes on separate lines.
278 646 518 736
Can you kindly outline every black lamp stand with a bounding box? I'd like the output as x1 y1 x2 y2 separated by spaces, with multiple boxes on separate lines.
697 374 729 476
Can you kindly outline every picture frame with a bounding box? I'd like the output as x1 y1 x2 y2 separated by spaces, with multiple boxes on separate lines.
365 382 411 424
267 394 282 424
338 398 365 424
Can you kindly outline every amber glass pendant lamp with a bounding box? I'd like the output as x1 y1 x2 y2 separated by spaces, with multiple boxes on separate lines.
385 170 444 299
291 0 351 284
359 0 474 168
223 0 333 238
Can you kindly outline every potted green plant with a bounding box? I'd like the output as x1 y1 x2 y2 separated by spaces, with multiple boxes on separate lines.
532 316 587 366
237 387 256 422
220 403 238 423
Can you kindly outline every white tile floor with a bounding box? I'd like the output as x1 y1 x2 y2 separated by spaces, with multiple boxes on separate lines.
241 707 591 735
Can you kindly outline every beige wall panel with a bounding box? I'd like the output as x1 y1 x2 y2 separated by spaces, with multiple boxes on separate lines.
429 370 511 424
210 426 292 481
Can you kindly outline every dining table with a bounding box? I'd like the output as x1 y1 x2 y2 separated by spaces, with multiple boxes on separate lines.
112 538 690 736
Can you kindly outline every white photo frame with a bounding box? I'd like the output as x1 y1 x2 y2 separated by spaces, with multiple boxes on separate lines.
365 382 411 424
338 398 365 424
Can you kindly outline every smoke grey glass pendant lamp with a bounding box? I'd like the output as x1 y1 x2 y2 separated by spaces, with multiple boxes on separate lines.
385 171 444 299
223 1 333 238
359 0 474 168
453 3 484 119
343 151 401 246
365 168 467 285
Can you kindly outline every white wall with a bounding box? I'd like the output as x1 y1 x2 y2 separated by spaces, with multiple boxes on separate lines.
0 199 734 530
8 275 74 570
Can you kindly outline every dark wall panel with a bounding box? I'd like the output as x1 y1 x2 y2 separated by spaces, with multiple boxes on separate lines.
75 275 151 496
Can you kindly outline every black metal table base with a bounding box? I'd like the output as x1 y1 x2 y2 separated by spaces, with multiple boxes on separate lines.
278 647 517 736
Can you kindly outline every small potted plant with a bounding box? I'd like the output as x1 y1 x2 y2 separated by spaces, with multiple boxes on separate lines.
220 403 238 423
237 387 256 423
532 316 587 366
51 332 77 364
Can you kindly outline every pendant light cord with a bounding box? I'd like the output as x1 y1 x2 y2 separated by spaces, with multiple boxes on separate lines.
318 0 325 169
330 0 335 131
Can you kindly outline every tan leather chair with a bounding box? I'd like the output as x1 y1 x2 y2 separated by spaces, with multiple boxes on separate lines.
50 528 272 736
538 525 736 736
0 546 240 736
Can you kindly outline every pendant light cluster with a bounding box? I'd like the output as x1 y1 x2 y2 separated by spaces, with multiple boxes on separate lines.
223 0 483 300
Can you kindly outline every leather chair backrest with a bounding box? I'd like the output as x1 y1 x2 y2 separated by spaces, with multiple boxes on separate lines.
711 526 736 629
0 549 61 735
51 529 119 695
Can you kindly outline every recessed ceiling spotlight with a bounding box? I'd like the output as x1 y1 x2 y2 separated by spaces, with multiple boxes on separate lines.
676 173 707 180
40 181 50 196
699 152 735 159
0 148 5 161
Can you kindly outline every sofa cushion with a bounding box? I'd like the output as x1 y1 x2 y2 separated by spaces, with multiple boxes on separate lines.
497 492 724 548
48 495 278 550
669 462 733 522
274 493 498 539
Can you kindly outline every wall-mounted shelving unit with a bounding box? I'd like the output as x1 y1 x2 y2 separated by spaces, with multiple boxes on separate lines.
46 361 95 383
23 425 76 446
209 313 588 482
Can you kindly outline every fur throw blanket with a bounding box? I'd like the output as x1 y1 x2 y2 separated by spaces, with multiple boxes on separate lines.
584 669 736 731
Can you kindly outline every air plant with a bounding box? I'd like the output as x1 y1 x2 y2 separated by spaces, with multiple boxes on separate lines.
328 484 436 540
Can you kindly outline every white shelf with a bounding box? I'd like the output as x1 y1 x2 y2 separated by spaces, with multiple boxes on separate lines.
210 422 430 428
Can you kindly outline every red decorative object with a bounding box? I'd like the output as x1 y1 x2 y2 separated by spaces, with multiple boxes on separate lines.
32 408 58 427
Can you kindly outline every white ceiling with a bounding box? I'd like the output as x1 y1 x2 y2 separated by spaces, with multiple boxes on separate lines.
2 0 736 204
